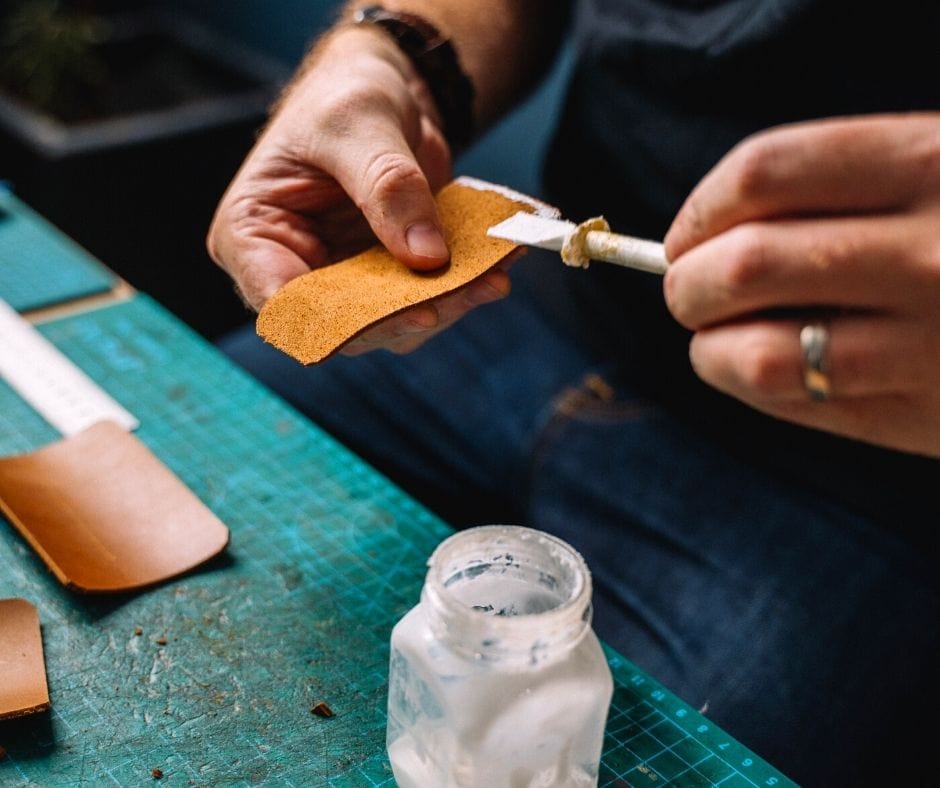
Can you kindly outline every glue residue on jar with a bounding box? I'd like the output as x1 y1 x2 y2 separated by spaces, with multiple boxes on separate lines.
386 525 613 787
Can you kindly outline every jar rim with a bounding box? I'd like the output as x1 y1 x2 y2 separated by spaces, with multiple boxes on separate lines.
423 525 593 651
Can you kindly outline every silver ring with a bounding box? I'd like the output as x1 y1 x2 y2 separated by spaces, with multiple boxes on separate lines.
799 321 831 401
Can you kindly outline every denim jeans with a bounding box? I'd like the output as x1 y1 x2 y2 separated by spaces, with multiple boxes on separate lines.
220 273 937 787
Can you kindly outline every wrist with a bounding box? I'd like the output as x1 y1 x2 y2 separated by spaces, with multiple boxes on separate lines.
348 4 476 152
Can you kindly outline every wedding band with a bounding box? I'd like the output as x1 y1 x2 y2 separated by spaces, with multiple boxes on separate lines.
799 321 831 401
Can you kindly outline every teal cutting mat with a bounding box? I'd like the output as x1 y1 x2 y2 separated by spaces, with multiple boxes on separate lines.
0 188 116 312
0 294 796 787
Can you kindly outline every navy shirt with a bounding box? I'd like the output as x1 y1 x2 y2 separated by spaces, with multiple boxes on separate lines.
530 0 940 533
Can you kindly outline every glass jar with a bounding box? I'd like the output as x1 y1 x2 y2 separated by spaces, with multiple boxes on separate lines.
386 524 613 787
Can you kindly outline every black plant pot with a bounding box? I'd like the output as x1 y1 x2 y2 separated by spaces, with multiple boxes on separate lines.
0 9 288 338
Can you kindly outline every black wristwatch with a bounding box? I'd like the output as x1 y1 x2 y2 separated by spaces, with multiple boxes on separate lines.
352 5 476 151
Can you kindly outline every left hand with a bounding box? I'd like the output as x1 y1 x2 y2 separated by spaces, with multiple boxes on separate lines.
663 113 940 458
207 25 512 357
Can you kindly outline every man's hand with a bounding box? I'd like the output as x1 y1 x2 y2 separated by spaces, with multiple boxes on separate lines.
664 113 940 457
207 25 510 356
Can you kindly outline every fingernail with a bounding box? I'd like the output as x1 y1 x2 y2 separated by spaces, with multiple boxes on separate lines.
403 304 439 332
406 222 448 260
466 274 508 306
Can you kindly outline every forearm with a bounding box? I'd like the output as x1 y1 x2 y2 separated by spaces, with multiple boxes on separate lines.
328 0 570 131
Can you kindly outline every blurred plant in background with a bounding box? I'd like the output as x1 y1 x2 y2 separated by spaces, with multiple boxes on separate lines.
0 0 111 122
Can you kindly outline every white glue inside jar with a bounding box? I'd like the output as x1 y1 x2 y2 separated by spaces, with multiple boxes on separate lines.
386 524 614 787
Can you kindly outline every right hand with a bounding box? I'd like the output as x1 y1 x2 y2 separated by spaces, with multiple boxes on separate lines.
207 26 511 355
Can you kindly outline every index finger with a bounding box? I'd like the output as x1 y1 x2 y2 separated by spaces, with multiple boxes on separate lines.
664 114 938 259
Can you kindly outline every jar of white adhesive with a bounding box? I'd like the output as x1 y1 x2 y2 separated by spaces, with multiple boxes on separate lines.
386 524 613 787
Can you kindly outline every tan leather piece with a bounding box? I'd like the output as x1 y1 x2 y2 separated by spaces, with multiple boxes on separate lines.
256 179 538 365
0 421 230 593
0 598 50 719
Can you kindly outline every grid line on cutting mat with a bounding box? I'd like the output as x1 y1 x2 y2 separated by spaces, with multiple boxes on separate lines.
0 295 795 787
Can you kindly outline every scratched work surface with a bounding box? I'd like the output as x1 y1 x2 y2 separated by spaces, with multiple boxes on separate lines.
0 294 796 787
0 189 116 312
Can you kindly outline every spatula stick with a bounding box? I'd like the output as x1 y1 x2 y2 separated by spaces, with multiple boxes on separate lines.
486 211 669 275
581 231 667 274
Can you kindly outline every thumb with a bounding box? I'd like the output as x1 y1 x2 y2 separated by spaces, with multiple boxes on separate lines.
335 131 450 272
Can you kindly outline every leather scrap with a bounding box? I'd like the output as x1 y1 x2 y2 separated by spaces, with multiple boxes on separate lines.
257 178 552 364
0 421 230 593
0 598 50 719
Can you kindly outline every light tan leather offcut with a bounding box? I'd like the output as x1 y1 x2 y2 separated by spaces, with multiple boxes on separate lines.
0 598 50 719
257 178 546 365
0 421 230 593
